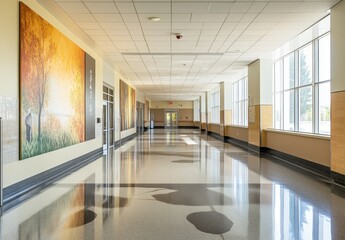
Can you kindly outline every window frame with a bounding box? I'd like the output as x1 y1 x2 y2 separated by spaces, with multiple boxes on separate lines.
273 32 330 135
232 77 248 127
211 90 220 124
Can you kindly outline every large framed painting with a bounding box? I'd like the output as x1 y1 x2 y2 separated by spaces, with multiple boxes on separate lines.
19 3 95 159
120 80 135 131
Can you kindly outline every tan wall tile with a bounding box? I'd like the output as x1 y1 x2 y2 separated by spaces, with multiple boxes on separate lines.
266 130 330 167
248 105 261 146
331 91 345 174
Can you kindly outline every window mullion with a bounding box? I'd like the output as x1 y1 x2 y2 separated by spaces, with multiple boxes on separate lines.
314 38 320 134
295 51 299 131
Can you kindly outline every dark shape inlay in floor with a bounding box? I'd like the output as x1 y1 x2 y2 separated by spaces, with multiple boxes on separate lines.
152 186 232 206
64 209 97 228
187 211 233 234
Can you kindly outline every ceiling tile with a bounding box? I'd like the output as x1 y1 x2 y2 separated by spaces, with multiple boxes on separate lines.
134 3 171 13
191 14 227 23
77 22 101 29
225 14 243 22
57 2 89 13
105 29 130 35
172 14 192 23
84 2 118 14
71 14 97 24
141 23 171 30
172 3 209 13
173 23 203 30
121 14 139 23
116 3 136 13
230 2 252 13
247 2 268 13
203 22 222 30
93 14 122 22
208 3 234 13
99 22 127 30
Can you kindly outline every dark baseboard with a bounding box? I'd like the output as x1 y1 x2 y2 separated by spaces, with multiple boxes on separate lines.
262 148 330 178
178 126 198 129
224 136 248 150
3 147 103 212
247 143 261 153
114 140 121 148
207 131 224 141
117 133 138 145
331 171 345 185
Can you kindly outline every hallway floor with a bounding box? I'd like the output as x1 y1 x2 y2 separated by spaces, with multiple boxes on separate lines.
1 129 345 240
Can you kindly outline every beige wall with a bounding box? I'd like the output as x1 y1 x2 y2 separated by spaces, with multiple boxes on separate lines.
331 1 345 175
150 101 193 109
0 0 142 187
201 123 207 130
194 121 201 128
208 123 220 135
331 0 345 92
149 108 193 127
265 130 330 167
225 126 248 142
331 91 345 174
248 105 261 146
1 0 104 187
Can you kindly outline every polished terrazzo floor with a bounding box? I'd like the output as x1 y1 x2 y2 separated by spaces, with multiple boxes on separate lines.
1 129 345 240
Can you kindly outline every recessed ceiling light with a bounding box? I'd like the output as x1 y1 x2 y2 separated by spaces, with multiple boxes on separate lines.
148 17 161 22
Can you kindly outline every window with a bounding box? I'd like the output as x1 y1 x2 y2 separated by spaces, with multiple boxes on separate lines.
194 99 200 121
232 77 248 126
273 33 330 135
211 91 220 124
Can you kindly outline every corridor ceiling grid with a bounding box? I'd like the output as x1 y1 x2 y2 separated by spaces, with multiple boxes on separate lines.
52 0 338 100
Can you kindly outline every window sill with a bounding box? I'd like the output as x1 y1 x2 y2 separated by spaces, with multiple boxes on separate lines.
264 128 330 140
226 125 248 129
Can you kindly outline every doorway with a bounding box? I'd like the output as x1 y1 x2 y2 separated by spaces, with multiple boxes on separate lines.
165 111 178 128
136 102 144 134
103 85 114 154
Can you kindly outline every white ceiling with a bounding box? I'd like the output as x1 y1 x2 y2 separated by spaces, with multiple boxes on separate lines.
52 0 339 100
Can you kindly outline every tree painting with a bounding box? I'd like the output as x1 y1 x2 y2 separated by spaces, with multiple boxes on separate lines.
120 80 136 131
20 3 85 159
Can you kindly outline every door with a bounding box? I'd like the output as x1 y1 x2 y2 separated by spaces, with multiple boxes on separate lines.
136 102 144 134
103 85 114 154
165 111 178 128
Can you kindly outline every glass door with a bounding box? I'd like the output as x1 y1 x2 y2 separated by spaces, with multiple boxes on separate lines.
103 85 114 154
165 111 178 128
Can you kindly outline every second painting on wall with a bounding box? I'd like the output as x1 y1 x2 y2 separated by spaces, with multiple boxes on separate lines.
120 80 136 131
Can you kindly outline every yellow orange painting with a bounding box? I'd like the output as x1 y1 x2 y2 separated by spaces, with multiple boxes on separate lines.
120 80 136 131
20 3 85 159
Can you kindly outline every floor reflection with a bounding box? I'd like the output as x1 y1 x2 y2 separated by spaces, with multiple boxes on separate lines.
1 129 345 239
18 174 96 240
